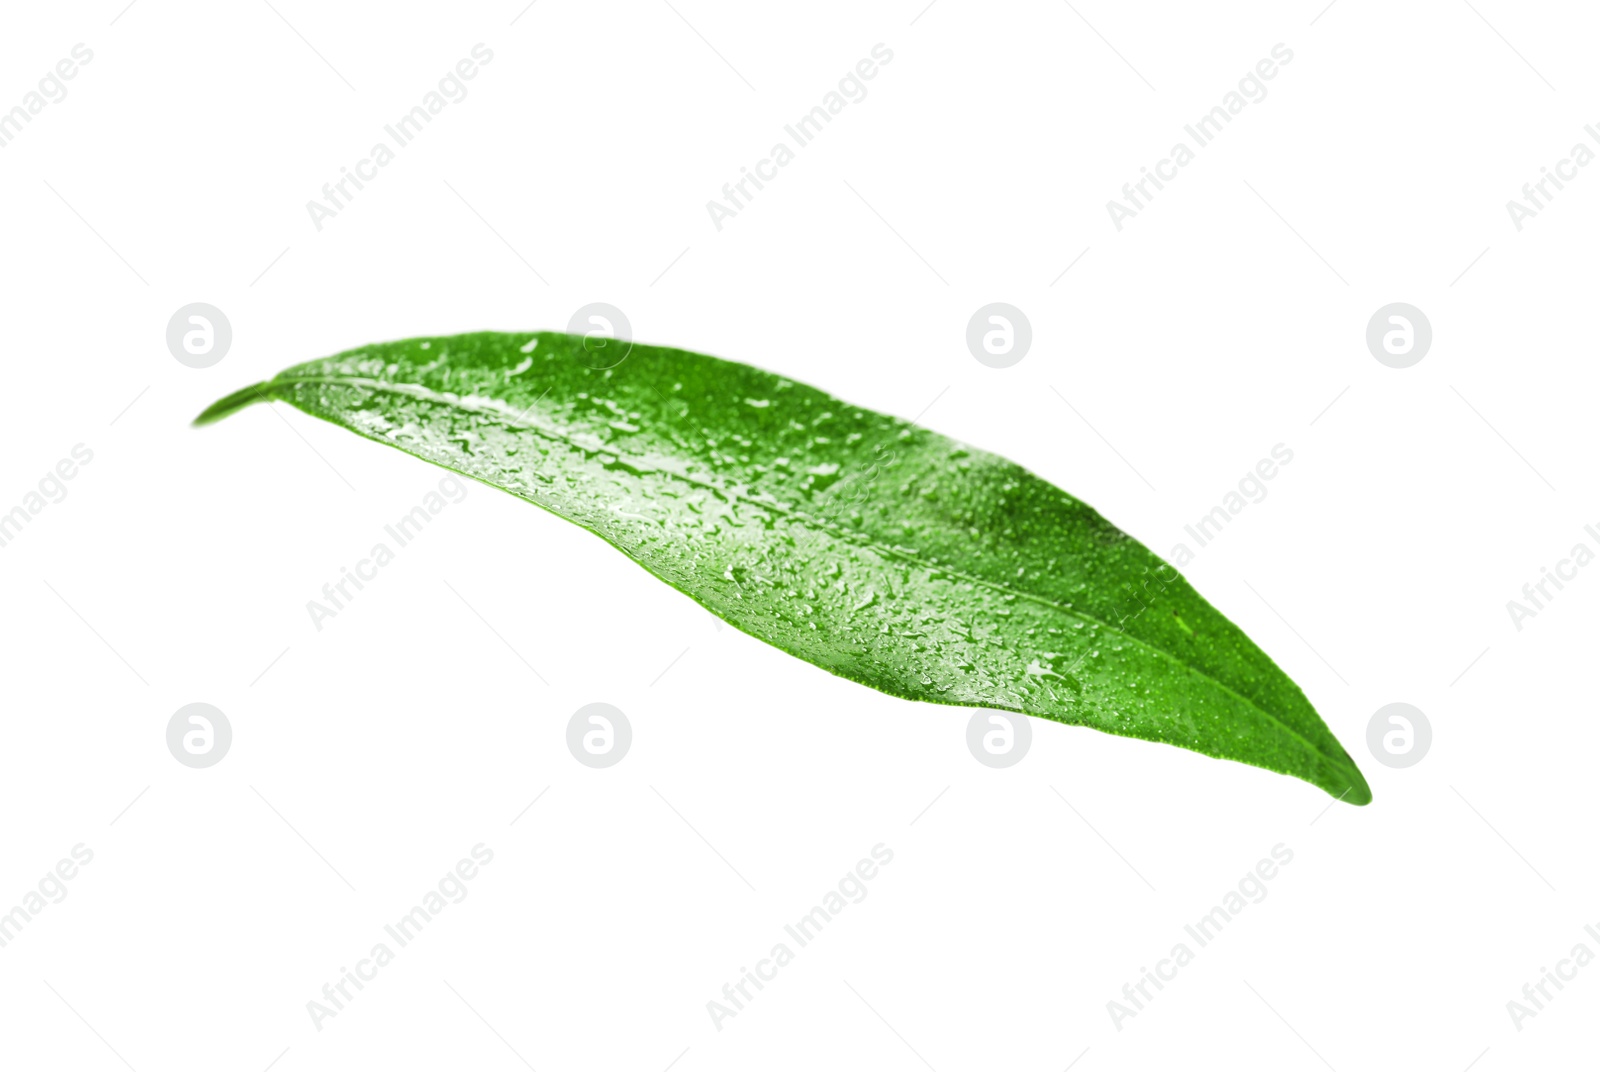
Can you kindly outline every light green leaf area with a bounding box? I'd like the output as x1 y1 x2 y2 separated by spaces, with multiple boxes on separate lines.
198 331 1370 804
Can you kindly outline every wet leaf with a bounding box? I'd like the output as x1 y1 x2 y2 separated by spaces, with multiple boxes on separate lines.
197 331 1371 804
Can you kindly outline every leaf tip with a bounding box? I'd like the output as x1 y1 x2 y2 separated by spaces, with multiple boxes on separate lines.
193 382 272 427
1337 763 1373 806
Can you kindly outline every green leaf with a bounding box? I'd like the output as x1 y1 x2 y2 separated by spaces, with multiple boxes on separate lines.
197 331 1371 804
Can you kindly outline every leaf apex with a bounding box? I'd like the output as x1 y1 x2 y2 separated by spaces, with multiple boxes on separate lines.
1336 763 1373 806
193 382 273 427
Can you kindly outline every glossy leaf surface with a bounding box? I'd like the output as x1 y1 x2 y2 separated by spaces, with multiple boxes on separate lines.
198 332 1371 804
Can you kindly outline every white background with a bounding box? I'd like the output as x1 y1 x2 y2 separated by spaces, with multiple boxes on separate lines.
1 1 1596 1069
